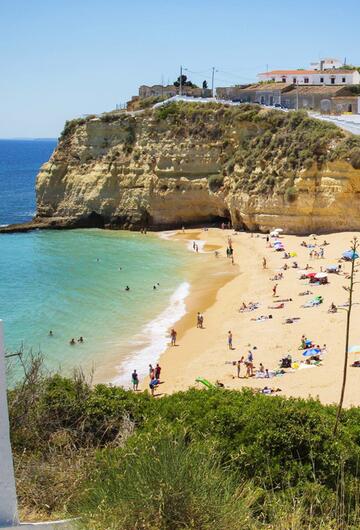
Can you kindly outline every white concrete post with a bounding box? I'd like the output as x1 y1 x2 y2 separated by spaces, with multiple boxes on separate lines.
0 319 19 527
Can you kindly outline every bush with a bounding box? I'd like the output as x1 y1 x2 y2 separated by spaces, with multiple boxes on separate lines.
208 174 224 192
285 186 298 203
76 434 260 530
350 149 360 169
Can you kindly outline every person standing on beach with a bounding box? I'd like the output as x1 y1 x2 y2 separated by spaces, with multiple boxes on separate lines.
237 356 244 378
149 364 155 379
262 257 267 269
132 370 139 391
228 331 233 350
170 328 177 346
272 283 278 296
155 363 161 380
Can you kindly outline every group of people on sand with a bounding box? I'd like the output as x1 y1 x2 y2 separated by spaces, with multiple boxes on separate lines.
231 347 271 379
131 362 162 396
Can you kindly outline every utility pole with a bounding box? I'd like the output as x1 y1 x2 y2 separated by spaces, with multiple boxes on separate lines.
211 66 215 98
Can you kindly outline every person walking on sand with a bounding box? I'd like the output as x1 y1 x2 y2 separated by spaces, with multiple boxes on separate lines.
132 369 139 391
272 283 278 297
197 312 201 328
262 257 267 269
149 376 156 397
170 328 177 346
155 363 161 380
228 331 233 350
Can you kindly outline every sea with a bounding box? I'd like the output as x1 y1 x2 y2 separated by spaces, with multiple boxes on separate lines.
0 140 192 385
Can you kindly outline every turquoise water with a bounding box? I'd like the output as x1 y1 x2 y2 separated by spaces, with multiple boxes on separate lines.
0 229 191 383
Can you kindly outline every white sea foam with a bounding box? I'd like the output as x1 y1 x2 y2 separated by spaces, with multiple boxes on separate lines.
159 230 178 240
112 281 190 387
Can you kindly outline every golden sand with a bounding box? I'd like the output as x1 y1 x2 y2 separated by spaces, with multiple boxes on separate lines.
144 228 360 407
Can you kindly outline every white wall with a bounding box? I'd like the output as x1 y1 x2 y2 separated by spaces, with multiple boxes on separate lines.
258 71 360 85
0 320 19 527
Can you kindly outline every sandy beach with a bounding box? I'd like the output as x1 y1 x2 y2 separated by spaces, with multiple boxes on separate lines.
142 228 360 407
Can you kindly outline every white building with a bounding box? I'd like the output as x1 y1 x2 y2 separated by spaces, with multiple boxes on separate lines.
258 69 360 86
310 57 343 70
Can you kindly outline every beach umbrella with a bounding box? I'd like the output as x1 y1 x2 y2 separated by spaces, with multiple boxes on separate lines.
342 250 359 260
327 265 338 271
274 228 284 232
290 252 297 257
309 234 317 238
303 348 321 357
270 231 278 237
306 272 316 278
349 345 360 354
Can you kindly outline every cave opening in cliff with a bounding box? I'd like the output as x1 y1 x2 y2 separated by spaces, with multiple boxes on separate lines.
207 211 231 228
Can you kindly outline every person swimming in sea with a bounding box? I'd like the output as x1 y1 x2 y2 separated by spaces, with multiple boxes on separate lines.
69 338 76 345
78 336 84 343
125 286 130 291
49 330 53 336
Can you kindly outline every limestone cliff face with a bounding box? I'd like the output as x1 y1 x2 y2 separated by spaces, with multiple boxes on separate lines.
33 103 360 234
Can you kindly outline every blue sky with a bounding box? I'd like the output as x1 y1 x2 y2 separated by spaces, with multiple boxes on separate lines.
1 0 359 137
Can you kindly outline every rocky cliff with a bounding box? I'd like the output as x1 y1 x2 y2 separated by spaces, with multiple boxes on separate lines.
10 102 360 234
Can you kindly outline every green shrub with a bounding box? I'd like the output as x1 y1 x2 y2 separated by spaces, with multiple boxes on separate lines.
350 149 360 169
208 174 224 192
76 434 260 530
285 186 298 203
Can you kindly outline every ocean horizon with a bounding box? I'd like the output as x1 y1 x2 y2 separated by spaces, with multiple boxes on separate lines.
0 140 192 386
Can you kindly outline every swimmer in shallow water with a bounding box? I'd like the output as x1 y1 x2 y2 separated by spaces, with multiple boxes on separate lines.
125 286 130 291
69 338 76 345
78 336 84 343
49 330 53 336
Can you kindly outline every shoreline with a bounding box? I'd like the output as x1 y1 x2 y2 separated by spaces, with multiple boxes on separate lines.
97 229 238 387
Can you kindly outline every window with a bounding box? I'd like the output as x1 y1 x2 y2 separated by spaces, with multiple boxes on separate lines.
281 77 286 83
293 77 297 83
320 77 324 83
331 77 335 84
304 77 309 84
342 77 346 83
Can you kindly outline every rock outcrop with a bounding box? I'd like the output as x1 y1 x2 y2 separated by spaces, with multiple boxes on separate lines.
6 102 360 235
